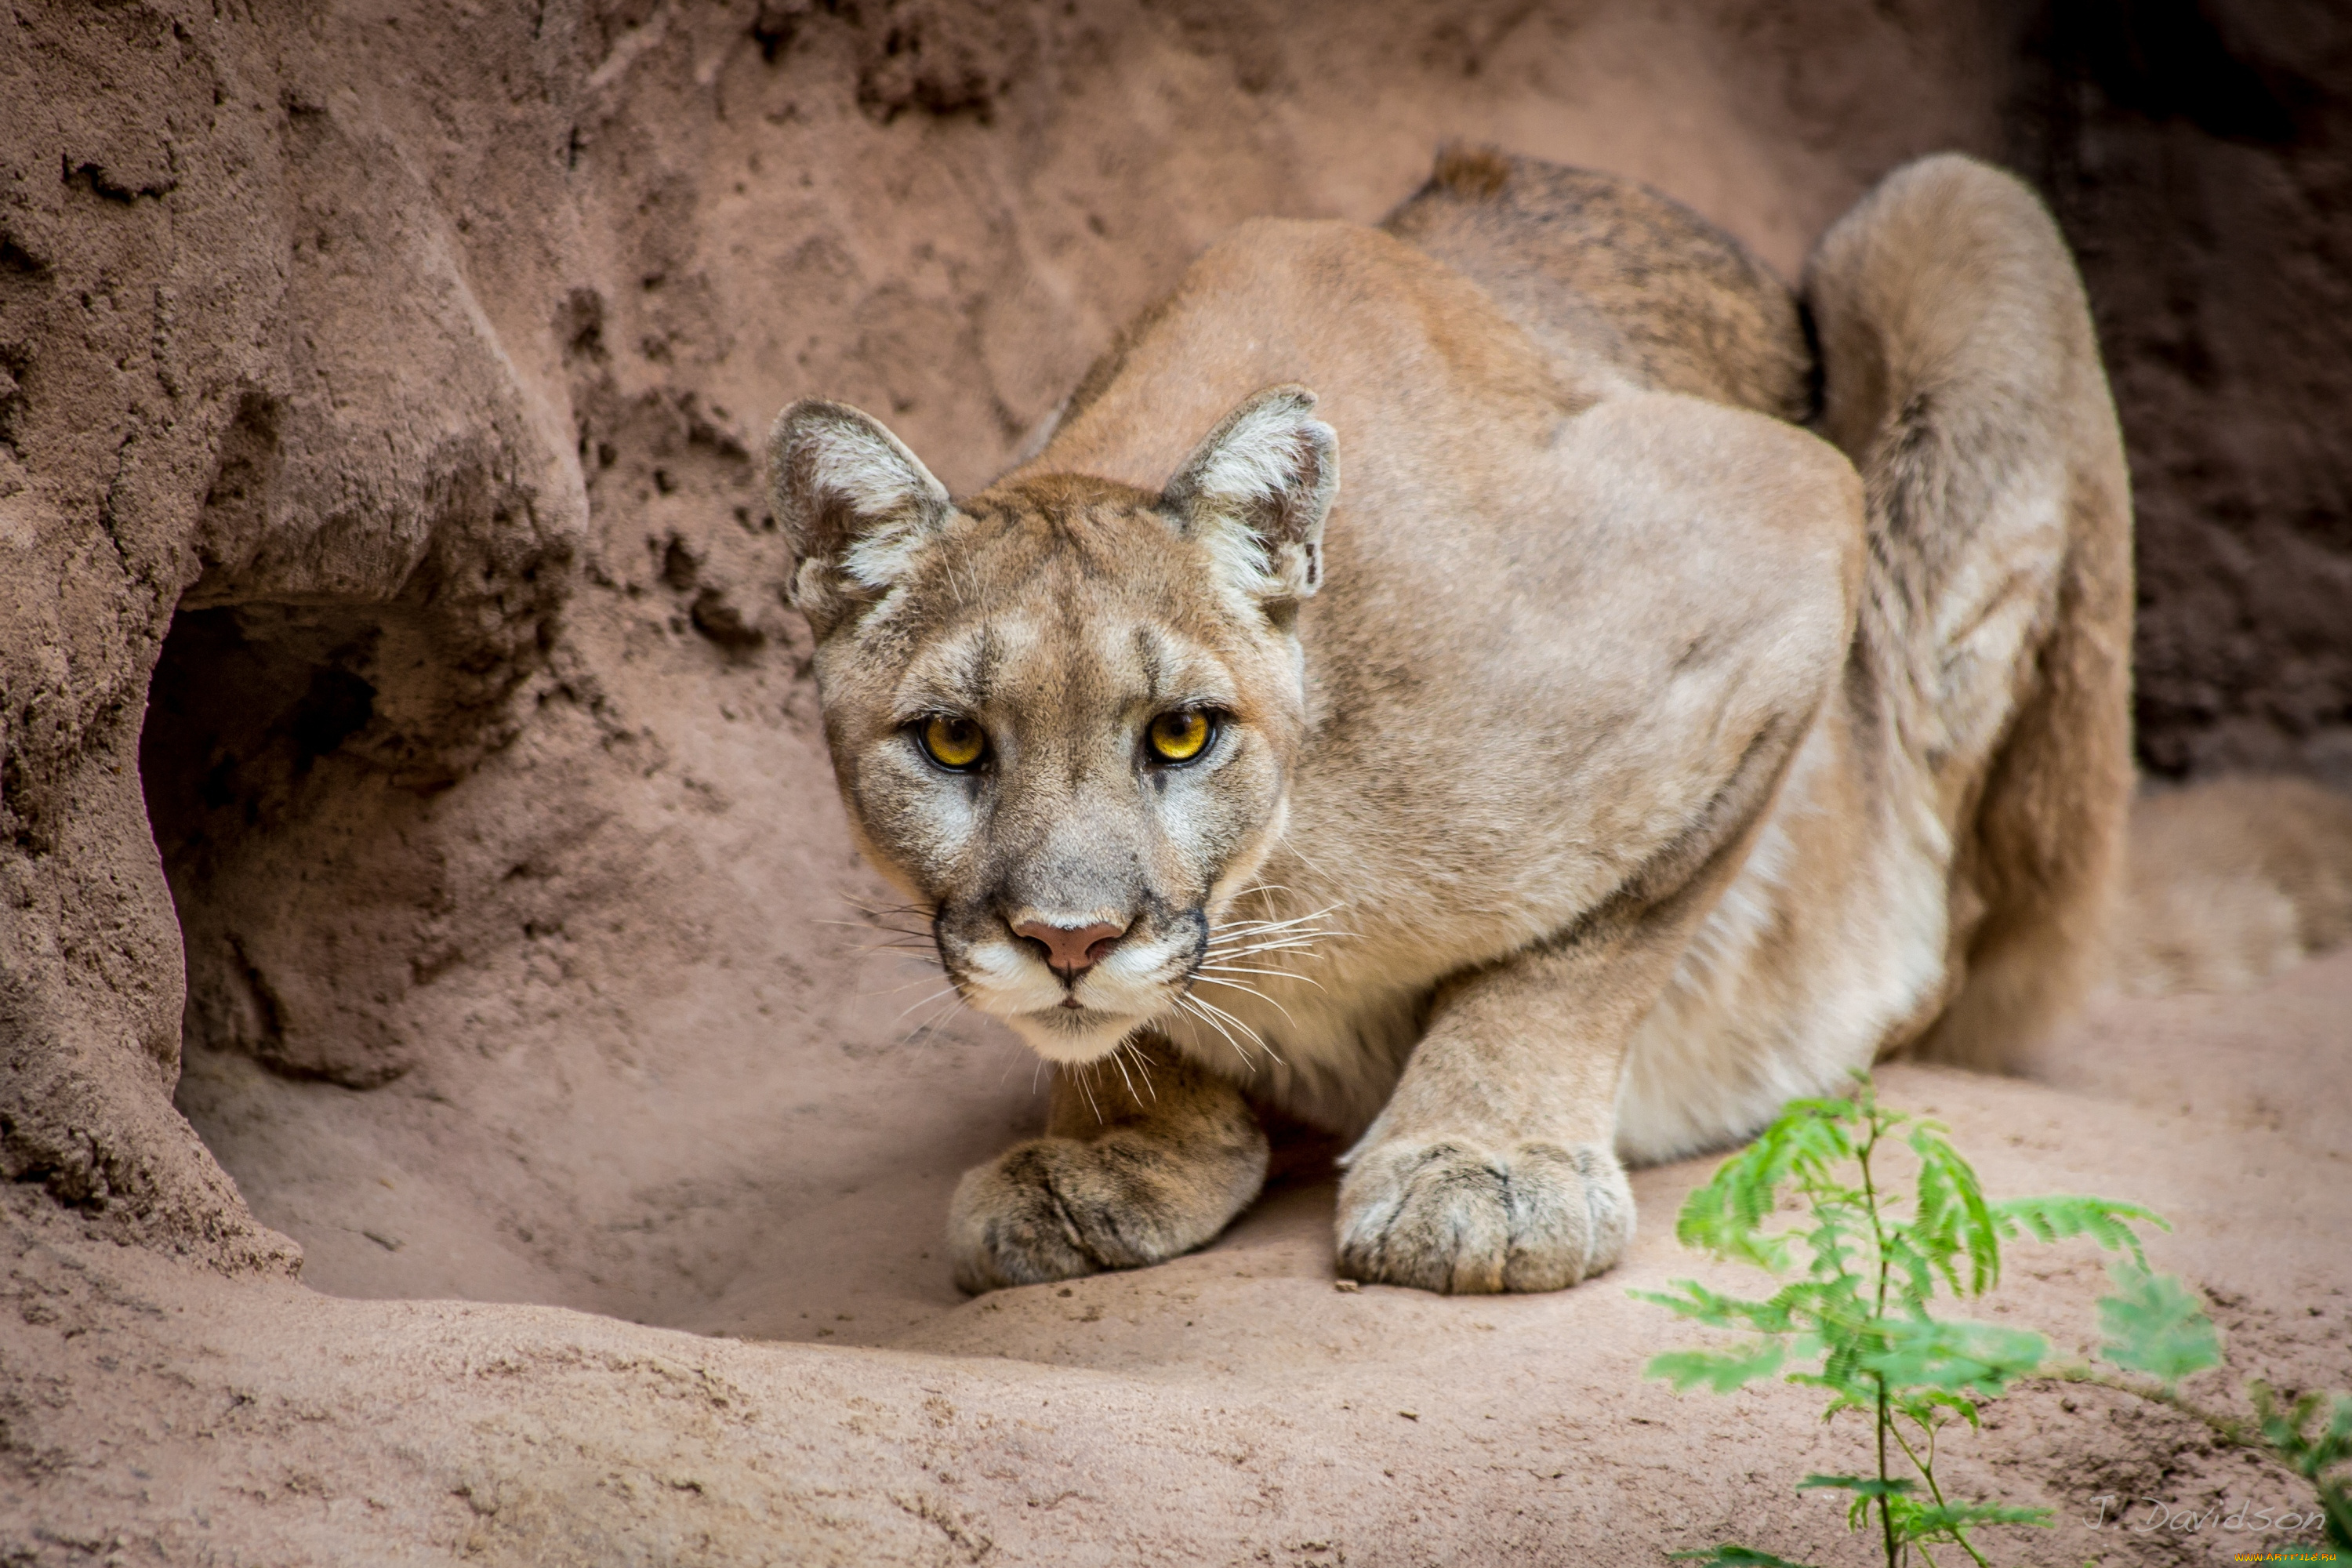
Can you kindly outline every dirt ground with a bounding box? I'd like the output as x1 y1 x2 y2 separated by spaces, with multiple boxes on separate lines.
9 953 2350 1565
4 2 2350 1563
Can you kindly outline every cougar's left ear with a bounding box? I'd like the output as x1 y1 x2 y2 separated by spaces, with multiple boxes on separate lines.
767 398 954 637
1160 384 1338 608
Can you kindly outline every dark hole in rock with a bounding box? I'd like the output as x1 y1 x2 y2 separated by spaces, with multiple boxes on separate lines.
143 608 380 872
141 603 434 1089
690 588 766 652
661 534 699 590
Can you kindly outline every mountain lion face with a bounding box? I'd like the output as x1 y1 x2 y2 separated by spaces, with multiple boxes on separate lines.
770 387 1337 1063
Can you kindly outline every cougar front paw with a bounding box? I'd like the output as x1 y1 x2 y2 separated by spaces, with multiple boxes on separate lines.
1335 1138 1634 1294
947 1127 1265 1294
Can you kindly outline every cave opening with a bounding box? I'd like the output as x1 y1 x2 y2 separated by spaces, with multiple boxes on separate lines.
139 599 423 1093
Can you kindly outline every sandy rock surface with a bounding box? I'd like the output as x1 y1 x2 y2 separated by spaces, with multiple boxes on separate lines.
9 960 2351 1564
4 2 2350 1563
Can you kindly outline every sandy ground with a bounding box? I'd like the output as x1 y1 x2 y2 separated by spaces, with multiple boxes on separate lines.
9 951 2349 1565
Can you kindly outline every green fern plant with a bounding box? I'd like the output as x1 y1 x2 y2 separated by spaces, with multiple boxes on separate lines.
2252 1384 2352 1554
1636 1073 2350 1567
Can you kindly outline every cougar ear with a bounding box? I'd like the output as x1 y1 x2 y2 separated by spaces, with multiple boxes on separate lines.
766 398 954 635
1160 384 1338 608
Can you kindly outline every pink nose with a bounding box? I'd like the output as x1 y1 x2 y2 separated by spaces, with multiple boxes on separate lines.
1013 920 1127 978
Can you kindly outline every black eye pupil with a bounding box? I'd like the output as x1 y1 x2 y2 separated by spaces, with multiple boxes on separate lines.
1148 710 1213 761
922 715 987 768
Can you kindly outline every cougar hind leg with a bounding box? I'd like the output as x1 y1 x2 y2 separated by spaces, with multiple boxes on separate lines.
1803 153 2136 1070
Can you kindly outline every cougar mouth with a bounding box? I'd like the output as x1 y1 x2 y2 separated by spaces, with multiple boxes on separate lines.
937 894 1332 1071
944 913 1208 1065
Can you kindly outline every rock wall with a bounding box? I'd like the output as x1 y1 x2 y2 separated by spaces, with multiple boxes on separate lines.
0 0 2344 1290
2040 0 2352 783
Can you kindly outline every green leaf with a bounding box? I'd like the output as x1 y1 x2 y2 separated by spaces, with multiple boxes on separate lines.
1637 1075 2217 1568
1907 1123 2004 1298
1645 1340 1786 1394
2096 1266 2222 1386
1886 1495 2056 1540
1798 1474 1923 1534
1862 1316 2049 1397
2250 1383 2352 1554
1795 1474 1916 1497
1889 1386 1982 1433
1674 1098 1857 1268
1630 1279 1803 1336
1991 1193 2167 1269
2255 1382 2352 1474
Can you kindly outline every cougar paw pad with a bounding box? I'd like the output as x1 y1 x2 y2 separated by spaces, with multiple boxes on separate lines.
1335 1139 1633 1294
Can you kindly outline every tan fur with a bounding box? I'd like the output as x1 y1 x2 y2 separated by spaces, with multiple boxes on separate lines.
1806 160 2136 1075
946 1036 1269 1293
1386 147 1816 423
768 151 2136 1294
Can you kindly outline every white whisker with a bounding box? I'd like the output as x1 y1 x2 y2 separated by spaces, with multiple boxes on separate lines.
1106 1039 1141 1102
1187 993 1281 1066
1275 828 1340 884
890 985 958 1023
842 898 937 920
1190 973 1298 1027
1207 922 1323 945
1203 938 1326 963
1210 902 1342 935
1204 927 1327 949
1207 917 1338 945
1218 884 1302 920
857 971 961 1000
1123 1039 1156 1100
902 989 967 1046
1175 995 1258 1073
1196 962 1323 989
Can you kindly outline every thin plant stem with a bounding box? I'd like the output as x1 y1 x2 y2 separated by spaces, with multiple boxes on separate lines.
1856 1100 1902 1568
2038 1364 2261 1451
1892 1420 1991 1568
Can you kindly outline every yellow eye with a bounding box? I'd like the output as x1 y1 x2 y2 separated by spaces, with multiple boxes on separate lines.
1146 709 1214 764
920 715 987 770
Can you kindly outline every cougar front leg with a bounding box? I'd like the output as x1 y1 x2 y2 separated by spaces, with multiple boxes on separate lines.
1334 935 1645 1294
1338 738 1791 1294
948 1034 1269 1293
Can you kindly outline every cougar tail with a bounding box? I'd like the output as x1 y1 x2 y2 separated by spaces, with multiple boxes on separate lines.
1803 154 2136 1071
2108 775 2352 996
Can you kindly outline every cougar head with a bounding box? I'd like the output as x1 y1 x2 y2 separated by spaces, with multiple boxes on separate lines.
766 386 1338 1064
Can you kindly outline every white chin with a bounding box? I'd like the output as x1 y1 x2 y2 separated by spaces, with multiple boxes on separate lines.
1007 1006 1147 1065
